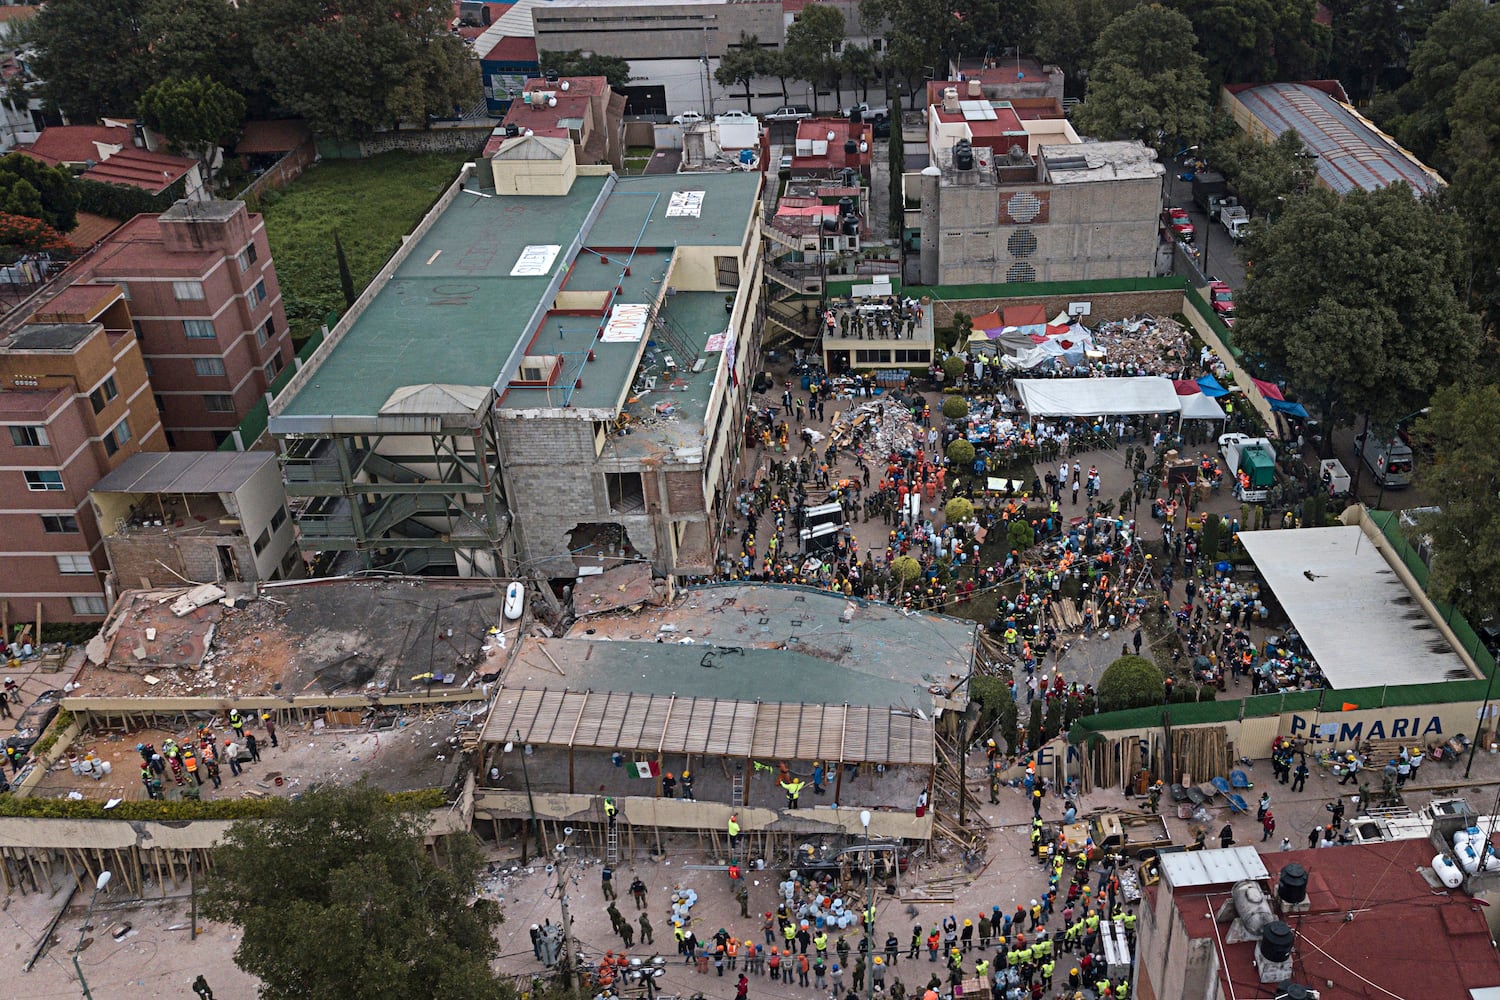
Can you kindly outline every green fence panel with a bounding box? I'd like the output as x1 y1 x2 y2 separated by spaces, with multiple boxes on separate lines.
916 276 1188 302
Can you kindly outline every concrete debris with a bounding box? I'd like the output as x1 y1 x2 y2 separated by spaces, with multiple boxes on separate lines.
829 397 922 455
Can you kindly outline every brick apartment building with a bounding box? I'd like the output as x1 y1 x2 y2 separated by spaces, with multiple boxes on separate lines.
52 201 292 450
0 313 164 624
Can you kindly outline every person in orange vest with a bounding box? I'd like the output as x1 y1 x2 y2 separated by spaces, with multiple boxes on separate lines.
181 745 202 786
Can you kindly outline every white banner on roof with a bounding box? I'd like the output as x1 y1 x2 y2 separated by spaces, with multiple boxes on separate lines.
600 303 651 343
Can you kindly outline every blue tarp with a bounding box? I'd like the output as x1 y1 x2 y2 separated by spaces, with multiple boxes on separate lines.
1269 398 1309 418
1196 375 1229 397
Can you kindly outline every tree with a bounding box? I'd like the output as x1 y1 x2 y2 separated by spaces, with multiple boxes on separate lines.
541 50 633 90
1324 0 1443 103
0 154 78 232
201 783 504 1000
716 36 767 111
889 116 905 239
1007 519 1036 553
244 0 479 139
1098 655 1165 711
842 45 877 104
0 212 71 260
1167 0 1329 91
1074 5 1210 150
1446 54 1500 320
1209 129 1315 215
1029 0 1130 94
947 438 976 467
942 395 970 420
1234 185 1479 446
785 5 845 111
139 76 246 189
1385 0 1500 169
890 555 922 585
30 0 157 119
1409 385 1500 623
944 497 975 524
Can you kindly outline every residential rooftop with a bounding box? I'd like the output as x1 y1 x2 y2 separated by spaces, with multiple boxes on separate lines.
1163 840 1500 1000
1039 141 1163 183
269 167 761 432
4 322 97 352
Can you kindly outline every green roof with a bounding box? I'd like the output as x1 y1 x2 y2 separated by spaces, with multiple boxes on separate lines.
271 169 761 430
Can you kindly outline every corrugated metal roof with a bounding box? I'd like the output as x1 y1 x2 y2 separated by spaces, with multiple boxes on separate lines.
92 451 275 496
481 687 935 765
1233 83 1444 196
1159 845 1268 888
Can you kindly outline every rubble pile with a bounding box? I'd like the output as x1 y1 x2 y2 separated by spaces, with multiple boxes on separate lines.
829 397 923 455
1090 314 1190 373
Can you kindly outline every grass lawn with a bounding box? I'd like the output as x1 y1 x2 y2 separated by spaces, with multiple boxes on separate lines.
259 151 471 345
623 145 653 175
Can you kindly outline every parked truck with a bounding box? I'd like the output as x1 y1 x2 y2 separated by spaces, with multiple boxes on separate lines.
1219 200 1250 241
1220 433 1278 502
1044 811 1175 862
1191 171 1227 215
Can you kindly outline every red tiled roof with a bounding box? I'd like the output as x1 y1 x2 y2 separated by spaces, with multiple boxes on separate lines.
22 125 134 165
1171 840 1500 1000
83 146 196 194
63 212 121 252
234 119 311 156
791 118 874 172
0 6 39 23
482 35 539 63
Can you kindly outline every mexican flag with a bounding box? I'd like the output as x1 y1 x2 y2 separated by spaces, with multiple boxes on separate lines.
627 760 660 779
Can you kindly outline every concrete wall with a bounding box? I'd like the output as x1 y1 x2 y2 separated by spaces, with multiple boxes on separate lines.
497 414 618 575
927 288 1185 328
932 174 1160 284
534 2 785 61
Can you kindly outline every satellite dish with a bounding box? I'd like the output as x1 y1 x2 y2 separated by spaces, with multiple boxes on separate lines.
827 130 836 141
561 80 570 91
563 826 574 836
548 96 557 107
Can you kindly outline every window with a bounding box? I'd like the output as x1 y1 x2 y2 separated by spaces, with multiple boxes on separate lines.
193 357 226 377
237 243 258 271
41 514 79 533
247 279 267 307
172 280 205 300
103 418 131 455
264 354 283 382
9 425 46 447
153 393 167 414
855 349 891 364
183 319 216 339
70 596 108 616
143 357 153 377
24 470 63 491
253 527 271 555
55 553 92 575
715 255 740 289
894 349 931 364
211 430 231 447
270 506 287 531
605 471 645 514
257 317 274 346
88 376 118 413
204 394 234 412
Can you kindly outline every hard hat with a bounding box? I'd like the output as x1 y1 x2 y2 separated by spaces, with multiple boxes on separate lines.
964 919 972 926
874 957 883 965
666 772 674 778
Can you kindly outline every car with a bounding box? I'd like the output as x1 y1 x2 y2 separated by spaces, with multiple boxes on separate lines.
1161 206 1195 242
5 689 61 753
779 153 793 172
715 110 755 121
872 118 891 139
840 103 889 122
1209 280 1234 317
765 105 813 122
785 838 911 880
671 111 703 126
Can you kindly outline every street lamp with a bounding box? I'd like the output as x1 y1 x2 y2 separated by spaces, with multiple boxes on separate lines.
861 809 875 1000
72 870 111 1000
505 731 544 861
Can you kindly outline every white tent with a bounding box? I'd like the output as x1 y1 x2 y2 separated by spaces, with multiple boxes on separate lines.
1015 376 1182 417
1178 392 1227 420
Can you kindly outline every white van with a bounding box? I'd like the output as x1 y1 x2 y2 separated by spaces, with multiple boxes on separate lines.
1354 432 1414 488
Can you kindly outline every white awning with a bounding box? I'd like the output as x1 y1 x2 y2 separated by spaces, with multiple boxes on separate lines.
1015 376 1182 417
1178 392 1227 421
1237 526 1476 689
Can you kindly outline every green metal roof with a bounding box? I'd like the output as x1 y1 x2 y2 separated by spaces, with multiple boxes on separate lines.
271 170 762 429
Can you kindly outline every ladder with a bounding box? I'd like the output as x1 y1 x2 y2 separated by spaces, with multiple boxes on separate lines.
606 821 620 863
732 765 744 807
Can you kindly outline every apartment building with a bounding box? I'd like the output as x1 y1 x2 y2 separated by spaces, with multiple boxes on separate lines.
0 315 164 623
49 200 293 450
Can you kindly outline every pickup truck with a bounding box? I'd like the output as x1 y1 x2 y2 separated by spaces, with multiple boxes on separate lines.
765 105 812 122
840 103 888 122
1046 811 1174 861
1220 202 1249 241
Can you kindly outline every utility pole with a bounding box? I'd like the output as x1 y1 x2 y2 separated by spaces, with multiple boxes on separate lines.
555 836 581 997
